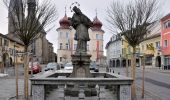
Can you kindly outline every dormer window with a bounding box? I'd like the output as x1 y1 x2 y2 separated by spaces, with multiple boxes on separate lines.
164 20 170 29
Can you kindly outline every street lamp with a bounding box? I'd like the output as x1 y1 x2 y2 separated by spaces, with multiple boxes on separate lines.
14 42 16 76
15 49 18 99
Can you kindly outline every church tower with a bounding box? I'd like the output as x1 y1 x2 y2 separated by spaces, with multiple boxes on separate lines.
8 0 23 34
57 8 72 63
27 0 36 17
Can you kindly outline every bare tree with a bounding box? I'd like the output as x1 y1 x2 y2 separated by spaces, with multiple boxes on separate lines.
106 0 160 99
3 0 57 99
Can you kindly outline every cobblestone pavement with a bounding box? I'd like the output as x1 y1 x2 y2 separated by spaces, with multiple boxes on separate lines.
0 66 29 100
110 67 170 100
0 78 24 100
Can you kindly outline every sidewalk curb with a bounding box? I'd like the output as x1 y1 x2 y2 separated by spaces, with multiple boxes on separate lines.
137 68 170 77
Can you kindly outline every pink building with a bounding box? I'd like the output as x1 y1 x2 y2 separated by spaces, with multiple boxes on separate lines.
161 13 170 67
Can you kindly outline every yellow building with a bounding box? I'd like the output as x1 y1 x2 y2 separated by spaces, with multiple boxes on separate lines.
139 33 161 67
0 33 24 72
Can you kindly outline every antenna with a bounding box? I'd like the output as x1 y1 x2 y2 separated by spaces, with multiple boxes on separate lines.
95 8 97 17
65 6 66 15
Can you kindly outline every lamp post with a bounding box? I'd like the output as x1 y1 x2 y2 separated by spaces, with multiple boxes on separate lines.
31 52 33 78
15 52 18 99
126 54 129 77
14 42 16 75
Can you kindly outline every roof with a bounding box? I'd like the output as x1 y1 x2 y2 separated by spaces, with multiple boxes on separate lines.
144 33 161 41
161 13 170 21
105 34 121 49
59 14 70 29
0 33 24 46
91 16 104 33
90 27 105 33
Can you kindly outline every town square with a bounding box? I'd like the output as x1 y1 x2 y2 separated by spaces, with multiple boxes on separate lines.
0 0 170 100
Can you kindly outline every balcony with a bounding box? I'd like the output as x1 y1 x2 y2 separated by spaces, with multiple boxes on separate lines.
30 72 133 100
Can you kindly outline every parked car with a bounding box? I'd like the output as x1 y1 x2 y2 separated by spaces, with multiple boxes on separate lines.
90 62 99 72
64 62 73 70
44 62 60 71
58 63 64 68
90 62 95 70
29 62 41 74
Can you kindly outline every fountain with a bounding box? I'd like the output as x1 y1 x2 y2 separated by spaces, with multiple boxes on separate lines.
30 3 133 100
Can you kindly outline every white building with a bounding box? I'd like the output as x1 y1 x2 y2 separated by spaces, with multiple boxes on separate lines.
105 34 123 68
57 13 104 64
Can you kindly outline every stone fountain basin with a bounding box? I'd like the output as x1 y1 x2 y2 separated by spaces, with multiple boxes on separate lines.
30 71 133 100
31 71 132 85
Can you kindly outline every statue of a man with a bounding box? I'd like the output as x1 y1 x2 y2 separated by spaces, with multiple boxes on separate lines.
69 6 93 54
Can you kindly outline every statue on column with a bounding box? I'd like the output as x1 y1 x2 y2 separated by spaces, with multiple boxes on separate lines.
69 6 93 54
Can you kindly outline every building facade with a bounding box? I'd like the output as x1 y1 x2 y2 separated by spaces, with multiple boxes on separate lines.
57 13 104 64
161 14 170 67
139 33 161 68
0 33 24 72
105 34 132 70
106 34 122 68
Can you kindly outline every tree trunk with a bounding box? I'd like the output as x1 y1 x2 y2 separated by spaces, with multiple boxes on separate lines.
0 62 4 73
24 46 29 100
131 47 136 100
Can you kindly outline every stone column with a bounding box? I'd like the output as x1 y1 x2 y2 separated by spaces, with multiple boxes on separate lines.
161 55 164 69
98 85 105 100
79 85 85 99
58 84 65 100
71 54 91 78
119 85 131 100
32 85 44 100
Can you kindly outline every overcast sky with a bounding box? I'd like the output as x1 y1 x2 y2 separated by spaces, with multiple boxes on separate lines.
0 0 170 55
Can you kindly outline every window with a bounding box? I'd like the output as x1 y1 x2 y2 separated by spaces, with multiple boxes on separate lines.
66 43 69 50
4 39 9 46
74 44 77 50
66 32 69 39
164 20 170 29
31 40 36 55
60 57 62 62
60 43 62 49
59 32 62 38
155 41 160 48
164 40 168 47
96 34 99 40
96 34 103 40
